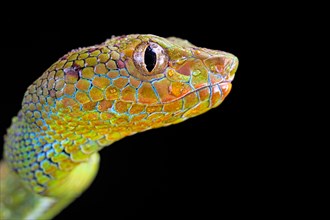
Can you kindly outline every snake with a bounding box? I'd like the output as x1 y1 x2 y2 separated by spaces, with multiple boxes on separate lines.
0 34 238 219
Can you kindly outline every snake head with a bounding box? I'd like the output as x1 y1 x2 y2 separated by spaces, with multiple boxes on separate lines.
106 34 238 122
22 34 238 144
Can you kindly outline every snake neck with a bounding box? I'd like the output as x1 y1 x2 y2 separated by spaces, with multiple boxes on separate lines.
3 110 104 196
0 154 99 220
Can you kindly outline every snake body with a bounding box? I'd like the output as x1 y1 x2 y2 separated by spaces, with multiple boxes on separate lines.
0 34 238 219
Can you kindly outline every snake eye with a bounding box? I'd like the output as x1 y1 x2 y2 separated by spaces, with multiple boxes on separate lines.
145 46 156 72
133 42 168 75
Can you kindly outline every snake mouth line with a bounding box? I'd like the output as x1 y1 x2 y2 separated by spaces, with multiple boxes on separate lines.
160 81 231 104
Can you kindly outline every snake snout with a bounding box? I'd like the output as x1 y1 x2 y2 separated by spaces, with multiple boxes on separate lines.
227 55 239 81
204 53 238 82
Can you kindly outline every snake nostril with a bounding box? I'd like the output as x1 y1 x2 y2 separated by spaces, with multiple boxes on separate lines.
211 64 224 73
204 56 226 75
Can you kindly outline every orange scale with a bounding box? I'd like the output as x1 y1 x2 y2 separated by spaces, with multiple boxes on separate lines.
89 87 104 102
107 70 119 78
94 63 108 74
129 76 141 88
153 79 174 103
183 92 199 109
105 86 119 100
64 84 76 96
130 114 148 122
199 87 211 102
137 82 159 104
92 77 110 89
113 77 128 89
76 79 91 91
163 99 183 113
82 102 97 111
106 60 117 70
210 85 223 108
98 100 113 112
100 112 115 120
114 101 131 113
129 103 145 114
121 86 136 102
76 91 91 104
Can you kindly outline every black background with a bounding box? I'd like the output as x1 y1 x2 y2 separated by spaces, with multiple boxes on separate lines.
0 9 287 219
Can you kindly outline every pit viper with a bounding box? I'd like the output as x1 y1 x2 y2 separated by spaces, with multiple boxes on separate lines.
0 34 238 219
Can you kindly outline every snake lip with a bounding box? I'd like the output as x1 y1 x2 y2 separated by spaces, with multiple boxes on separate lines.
194 80 231 95
160 81 231 104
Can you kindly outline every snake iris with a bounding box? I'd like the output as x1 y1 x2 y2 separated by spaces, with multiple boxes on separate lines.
0 34 238 219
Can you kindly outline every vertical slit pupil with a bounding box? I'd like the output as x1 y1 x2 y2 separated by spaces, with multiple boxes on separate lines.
145 46 157 72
